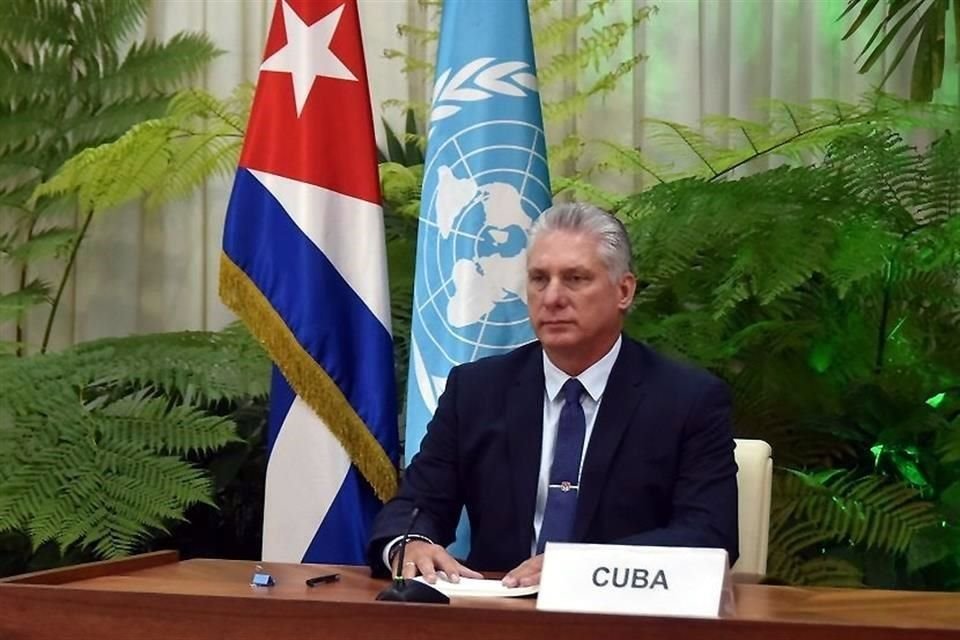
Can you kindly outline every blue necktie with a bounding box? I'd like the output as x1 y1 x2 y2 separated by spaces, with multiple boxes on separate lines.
537 378 586 554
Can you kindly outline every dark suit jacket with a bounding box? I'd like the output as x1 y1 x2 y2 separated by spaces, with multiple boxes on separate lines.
367 335 739 575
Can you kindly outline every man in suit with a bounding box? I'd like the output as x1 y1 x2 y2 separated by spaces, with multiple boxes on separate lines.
367 202 738 587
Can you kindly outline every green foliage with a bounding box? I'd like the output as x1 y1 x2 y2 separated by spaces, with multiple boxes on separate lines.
378 108 425 167
840 0 957 102
0 280 51 324
0 323 270 560
619 125 960 587
378 109 425 229
564 93 960 203
0 0 220 353
145 396 269 563
776 469 938 555
378 110 424 410
32 86 250 214
535 3 653 125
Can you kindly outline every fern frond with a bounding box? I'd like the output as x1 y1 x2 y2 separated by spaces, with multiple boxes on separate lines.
0 0 78 45
169 87 248 133
32 86 247 214
0 50 75 104
935 415 960 463
546 133 585 167
0 181 40 214
552 176 622 210
0 324 262 558
593 141 671 184
827 222 899 298
380 162 423 215
543 53 646 124
395 24 438 45
144 132 240 208
532 0 646 54
636 96 960 186
0 280 51 323
4 226 77 263
0 145 43 183
0 324 269 414
532 10 593 50
538 7 652 87
99 392 241 456
824 131 922 231
914 132 960 226
72 324 271 404
70 0 151 51
0 100 60 152
768 547 864 587
643 120 728 177
779 469 939 554
64 96 170 148
382 49 435 75
81 33 221 99
798 557 865 587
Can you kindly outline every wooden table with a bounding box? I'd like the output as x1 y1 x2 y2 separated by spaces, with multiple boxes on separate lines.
2 551 960 639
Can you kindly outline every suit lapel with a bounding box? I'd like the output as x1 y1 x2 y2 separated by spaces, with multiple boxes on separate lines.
573 337 648 541
506 345 545 554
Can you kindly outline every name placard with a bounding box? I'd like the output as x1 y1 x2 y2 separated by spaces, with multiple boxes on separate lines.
536 543 732 618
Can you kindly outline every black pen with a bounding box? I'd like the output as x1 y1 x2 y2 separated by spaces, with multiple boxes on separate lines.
305 573 341 587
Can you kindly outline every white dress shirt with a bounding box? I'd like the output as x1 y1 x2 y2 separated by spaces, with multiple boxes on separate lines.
532 335 621 554
383 336 623 569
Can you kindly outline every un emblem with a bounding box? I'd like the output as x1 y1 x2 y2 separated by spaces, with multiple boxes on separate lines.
411 58 551 413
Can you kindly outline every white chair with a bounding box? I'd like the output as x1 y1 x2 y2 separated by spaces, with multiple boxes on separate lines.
730 438 773 579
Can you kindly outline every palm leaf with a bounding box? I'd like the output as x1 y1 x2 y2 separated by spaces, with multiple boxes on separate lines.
839 0 954 102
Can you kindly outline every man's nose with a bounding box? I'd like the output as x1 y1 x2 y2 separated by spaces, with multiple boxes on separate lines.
542 278 566 306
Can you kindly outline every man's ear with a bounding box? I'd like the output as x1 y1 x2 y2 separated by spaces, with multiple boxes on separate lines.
618 273 637 311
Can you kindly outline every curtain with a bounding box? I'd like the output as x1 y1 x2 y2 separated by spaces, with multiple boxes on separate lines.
6 0 955 349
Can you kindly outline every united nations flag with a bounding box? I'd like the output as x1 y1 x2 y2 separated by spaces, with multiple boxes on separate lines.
405 0 552 553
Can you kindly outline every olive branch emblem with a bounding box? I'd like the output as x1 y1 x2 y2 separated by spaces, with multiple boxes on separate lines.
429 57 539 126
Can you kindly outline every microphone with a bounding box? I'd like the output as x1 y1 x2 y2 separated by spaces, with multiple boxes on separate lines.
375 507 449 604
393 507 420 581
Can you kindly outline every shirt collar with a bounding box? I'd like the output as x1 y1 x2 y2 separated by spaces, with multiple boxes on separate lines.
543 335 622 403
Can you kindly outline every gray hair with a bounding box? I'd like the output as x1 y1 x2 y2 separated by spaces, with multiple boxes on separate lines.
528 202 633 280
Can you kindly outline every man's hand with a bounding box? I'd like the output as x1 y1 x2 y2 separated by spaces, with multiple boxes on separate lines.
502 554 543 588
394 540 484 584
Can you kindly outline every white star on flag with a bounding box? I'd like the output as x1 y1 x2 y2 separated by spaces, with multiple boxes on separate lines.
260 1 358 116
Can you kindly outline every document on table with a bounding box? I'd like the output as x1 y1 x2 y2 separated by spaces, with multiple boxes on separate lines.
413 575 539 598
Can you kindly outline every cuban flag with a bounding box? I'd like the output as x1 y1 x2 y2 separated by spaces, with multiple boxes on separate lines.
405 0 551 552
219 0 398 564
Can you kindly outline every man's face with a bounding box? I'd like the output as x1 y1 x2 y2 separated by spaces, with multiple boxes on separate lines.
526 230 636 360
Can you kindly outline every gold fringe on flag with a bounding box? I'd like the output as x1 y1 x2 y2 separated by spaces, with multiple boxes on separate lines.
219 252 398 503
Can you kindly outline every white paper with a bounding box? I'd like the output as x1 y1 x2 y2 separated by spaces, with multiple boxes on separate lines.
412 575 539 598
